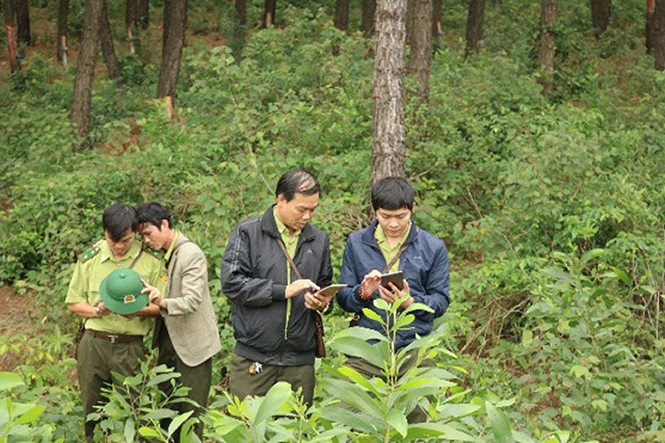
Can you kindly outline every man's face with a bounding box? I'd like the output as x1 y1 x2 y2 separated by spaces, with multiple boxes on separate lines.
375 206 413 240
139 220 171 252
105 229 135 258
274 192 320 233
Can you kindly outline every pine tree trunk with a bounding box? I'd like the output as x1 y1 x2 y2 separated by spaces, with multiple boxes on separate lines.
333 0 349 55
334 0 349 31
99 0 123 79
537 0 558 95
157 0 188 105
57 0 69 64
407 0 431 103
15 0 30 46
432 0 442 38
126 0 138 52
138 0 149 29
70 0 104 148
4 0 21 73
263 0 276 28
372 0 407 183
647 0 656 54
362 0 376 38
590 0 611 37
654 0 665 70
465 0 486 58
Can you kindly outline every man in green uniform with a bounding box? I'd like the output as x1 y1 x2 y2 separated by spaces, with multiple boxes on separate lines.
66 203 163 441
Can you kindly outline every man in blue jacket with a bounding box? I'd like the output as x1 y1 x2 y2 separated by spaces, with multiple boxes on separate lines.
336 176 450 421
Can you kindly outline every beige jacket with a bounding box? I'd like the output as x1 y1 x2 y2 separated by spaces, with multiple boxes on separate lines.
158 232 221 367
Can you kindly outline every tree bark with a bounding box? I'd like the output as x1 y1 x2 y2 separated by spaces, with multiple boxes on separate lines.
537 0 558 95
334 0 350 31
70 0 104 148
647 0 656 54
465 0 486 58
362 0 376 38
126 0 137 52
3 0 22 72
432 0 442 38
333 0 349 55
157 0 188 105
15 0 30 46
372 0 407 183
407 0 431 103
590 0 611 37
99 0 123 79
263 0 276 28
654 0 665 70
138 0 149 29
57 0 69 64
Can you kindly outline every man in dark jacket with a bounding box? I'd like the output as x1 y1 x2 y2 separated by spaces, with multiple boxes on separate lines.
336 176 450 421
221 168 333 406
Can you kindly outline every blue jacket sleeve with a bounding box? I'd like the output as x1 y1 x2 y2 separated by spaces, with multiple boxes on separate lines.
336 238 373 313
410 242 449 320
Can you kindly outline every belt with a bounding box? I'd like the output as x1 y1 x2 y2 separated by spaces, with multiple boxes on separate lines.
85 330 143 344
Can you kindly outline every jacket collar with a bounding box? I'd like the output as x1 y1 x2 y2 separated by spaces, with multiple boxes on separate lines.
261 205 316 242
361 219 418 247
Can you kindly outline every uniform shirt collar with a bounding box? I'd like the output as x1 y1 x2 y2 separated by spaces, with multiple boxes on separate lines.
374 221 411 252
99 238 141 263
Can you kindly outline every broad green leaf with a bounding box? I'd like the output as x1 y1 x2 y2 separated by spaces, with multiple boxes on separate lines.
486 401 515 443
168 411 194 437
146 372 181 387
438 403 481 418
318 406 380 434
404 422 476 441
124 418 136 443
138 427 162 438
386 408 408 437
610 267 631 285
362 308 384 324
318 378 383 418
0 372 24 392
337 366 381 396
254 382 291 424
15 405 45 424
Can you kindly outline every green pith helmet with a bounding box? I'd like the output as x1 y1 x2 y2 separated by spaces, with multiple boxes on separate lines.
99 268 147 315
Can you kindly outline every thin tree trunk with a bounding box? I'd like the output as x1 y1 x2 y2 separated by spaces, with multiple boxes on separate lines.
57 0 69 64
465 0 486 58
3 0 22 72
372 0 407 183
334 0 349 31
126 0 138 53
654 0 665 70
71 0 104 148
362 0 376 38
15 0 30 46
232 0 247 57
263 0 276 28
432 0 442 38
99 0 123 79
537 0 558 95
590 0 611 37
407 0 431 103
157 0 188 107
138 0 149 29
333 0 349 55
647 0 656 54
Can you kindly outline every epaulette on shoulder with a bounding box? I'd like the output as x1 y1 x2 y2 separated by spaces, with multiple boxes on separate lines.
142 244 164 260
79 242 102 263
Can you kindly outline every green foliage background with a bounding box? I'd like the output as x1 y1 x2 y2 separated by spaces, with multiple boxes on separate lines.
1 0 665 441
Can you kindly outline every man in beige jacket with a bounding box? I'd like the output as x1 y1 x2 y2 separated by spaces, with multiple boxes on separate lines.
138 202 221 441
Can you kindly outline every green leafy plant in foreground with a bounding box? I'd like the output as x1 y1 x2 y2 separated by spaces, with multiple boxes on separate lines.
89 353 200 443
0 371 60 442
207 296 572 442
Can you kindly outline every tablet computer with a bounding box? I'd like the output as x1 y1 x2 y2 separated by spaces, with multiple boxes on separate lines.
380 271 404 291
317 284 347 297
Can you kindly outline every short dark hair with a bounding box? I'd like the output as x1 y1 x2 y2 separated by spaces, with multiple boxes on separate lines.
136 202 173 230
371 177 415 211
102 203 139 242
275 168 321 202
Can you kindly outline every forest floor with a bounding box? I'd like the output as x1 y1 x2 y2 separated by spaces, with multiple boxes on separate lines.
0 286 42 371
